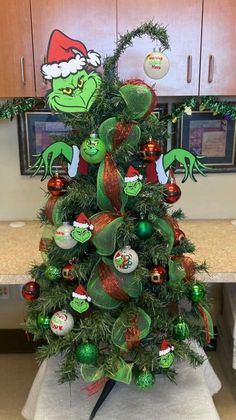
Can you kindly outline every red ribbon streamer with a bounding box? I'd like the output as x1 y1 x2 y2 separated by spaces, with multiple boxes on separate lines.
112 122 134 150
46 196 58 223
81 377 108 397
91 212 119 237
125 314 140 350
196 303 210 344
99 261 129 302
103 154 122 212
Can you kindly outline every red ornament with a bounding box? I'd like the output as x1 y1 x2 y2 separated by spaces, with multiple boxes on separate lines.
163 183 181 204
22 281 40 301
47 175 68 196
140 138 161 162
150 265 167 284
174 228 185 245
171 256 195 281
62 262 76 282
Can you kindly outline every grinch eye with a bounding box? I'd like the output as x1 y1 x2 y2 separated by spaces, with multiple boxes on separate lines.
77 78 84 88
62 87 73 95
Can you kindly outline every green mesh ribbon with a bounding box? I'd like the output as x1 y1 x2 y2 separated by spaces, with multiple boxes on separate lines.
90 211 124 256
87 258 142 310
98 117 141 152
168 259 186 286
119 81 157 120
81 357 133 384
148 213 174 254
111 307 151 352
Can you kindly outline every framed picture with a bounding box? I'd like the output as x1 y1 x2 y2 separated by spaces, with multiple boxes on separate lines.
153 104 168 119
17 111 72 175
176 111 236 172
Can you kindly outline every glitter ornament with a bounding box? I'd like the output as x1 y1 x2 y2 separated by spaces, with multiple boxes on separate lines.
50 311 74 336
143 49 170 80
190 283 206 303
135 370 155 390
45 265 61 281
54 222 77 249
172 317 190 340
22 281 40 301
75 342 99 364
140 138 161 162
113 245 139 273
37 314 50 328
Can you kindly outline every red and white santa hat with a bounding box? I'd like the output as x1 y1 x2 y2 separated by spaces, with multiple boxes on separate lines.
159 339 174 356
41 29 101 80
72 285 91 302
124 165 143 183
73 212 94 230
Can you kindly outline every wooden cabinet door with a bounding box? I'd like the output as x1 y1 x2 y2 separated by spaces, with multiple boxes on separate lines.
200 0 236 95
0 0 35 97
117 0 202 96
31 0 116 97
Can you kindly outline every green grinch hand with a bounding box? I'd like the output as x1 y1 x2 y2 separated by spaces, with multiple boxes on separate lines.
163 148 207 183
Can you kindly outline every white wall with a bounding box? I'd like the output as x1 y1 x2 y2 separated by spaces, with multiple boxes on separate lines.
0 116 235 220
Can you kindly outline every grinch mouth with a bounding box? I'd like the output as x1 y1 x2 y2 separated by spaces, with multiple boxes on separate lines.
84 147 99 156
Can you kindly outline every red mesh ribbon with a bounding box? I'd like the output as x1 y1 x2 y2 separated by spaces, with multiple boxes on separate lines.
39 238 53 252
123 79 158 119
46 196 58 223
163 215 179 231
125 315 140 350
92 212 119 236
99 261 129 302
103 154 122 212
196 303 211 344
81 377 108 397
171 255 195 281
112 122 134 150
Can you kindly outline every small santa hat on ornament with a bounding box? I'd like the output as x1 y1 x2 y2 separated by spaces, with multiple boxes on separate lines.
124 165 143 183
72 285 91 301
73 212 94 230
159 339 174 356
41 29 101 80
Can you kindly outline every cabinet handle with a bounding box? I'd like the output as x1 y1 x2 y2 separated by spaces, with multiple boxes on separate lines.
41 55 48 85
187 55 192 83
20 56 26 84
208 54 214 83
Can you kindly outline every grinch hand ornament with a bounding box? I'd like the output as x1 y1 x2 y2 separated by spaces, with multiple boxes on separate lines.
71 213 94 243
124 166 143 196
159 339 175 368
70 285 91 313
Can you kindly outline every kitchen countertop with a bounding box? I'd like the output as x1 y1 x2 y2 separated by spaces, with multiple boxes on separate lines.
1 220 236 284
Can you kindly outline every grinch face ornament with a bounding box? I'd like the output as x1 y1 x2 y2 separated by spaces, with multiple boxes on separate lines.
71 212 94 243
80 134 106 164
124 165 143 196
159 339 174 368
41 30 102 113
70 285 91 314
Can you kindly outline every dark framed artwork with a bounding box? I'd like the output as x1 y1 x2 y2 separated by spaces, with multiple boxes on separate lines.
17 111 72 175
175 111 236 172
153 104 168 119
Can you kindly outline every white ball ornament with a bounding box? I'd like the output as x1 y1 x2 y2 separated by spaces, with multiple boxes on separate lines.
143 48 170 80
54 222 77 249
113 245 139 273
50 310 74 336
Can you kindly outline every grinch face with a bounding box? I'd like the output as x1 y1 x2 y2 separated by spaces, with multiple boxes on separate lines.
71 227 92 243
80 137 106 164
124 180 142 196
47 70 102 113
159 352 174 368
70 298 89 313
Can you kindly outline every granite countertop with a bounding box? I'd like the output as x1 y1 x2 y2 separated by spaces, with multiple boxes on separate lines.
1 220 236 284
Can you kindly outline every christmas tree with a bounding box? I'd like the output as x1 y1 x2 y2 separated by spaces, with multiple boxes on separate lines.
23 22 213 418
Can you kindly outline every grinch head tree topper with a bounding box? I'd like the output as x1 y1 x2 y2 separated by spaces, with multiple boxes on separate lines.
41 30 102 113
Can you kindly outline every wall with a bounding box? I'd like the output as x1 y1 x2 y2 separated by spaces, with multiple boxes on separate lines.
0 115 235 221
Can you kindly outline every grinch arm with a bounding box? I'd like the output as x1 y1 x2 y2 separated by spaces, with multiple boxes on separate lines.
163 148 207 183
31 142 74 180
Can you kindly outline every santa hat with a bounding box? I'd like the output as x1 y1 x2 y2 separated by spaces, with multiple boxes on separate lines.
125 166 143 183
73 212 94 230
41 29 101 80
159 339 174 356
72 285 91 302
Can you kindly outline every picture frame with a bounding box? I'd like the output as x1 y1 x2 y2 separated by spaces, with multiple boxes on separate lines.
153 104 168 119
17 110 72 175
175 111 236 172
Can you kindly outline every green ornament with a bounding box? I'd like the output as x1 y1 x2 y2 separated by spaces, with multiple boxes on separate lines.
135 370 155 391
45 265 61 281
37 314 50 328
172 317 190 341
190 283 206 303
80 134 106 164
76 342 99 364
135 219 154 239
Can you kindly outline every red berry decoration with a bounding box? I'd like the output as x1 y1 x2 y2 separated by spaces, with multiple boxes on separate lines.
150 265 167 284
171 255 195 281
22 281 40 301
163 183 181 204
62 262 76 282
140 138 161 162
47 174 68 196
174 228 186 245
